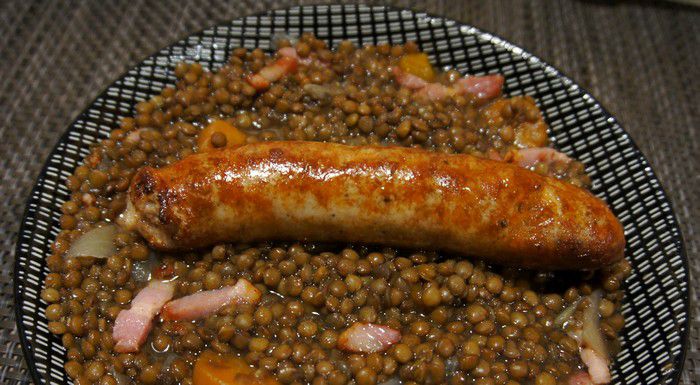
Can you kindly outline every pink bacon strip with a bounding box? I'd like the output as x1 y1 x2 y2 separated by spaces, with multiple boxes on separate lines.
278 46 314 66
246 55 298 91
580 348 611 384
392 67 429 89
568 371 596 385
455 74 504 100
337 322 402 353
112 280 175 353
162 278 261 321
415 83 455 101
392 66 504 102
515 147 573 169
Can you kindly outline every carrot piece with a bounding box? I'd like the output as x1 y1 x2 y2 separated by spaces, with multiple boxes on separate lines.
398 53 435 82
197 120 247 152
193 350 280 385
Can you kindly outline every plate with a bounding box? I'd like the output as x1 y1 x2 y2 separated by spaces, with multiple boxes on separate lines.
14 4 689 385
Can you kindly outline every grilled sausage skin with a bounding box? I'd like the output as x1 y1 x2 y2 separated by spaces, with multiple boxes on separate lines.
121 141 625 270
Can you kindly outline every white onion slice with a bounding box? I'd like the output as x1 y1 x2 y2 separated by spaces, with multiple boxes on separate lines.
131 252 160 283
303 83 343 100
555 298 582 328
581 290 609 360
271 32 298 49
379 378 402 385
66 224 118 258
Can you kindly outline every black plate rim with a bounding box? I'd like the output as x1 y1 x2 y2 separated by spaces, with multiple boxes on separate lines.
13 4 690 385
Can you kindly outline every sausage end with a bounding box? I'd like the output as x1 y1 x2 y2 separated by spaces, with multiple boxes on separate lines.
125 167 178 250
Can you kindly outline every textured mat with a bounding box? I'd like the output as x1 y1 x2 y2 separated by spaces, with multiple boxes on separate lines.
0 1 697 384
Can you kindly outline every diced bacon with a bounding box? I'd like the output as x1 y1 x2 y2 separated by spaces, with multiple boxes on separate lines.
113 281 175 353
246 56 298 91
580 348 611 384
568 371 595 385
278 47 299 59
278 47 314 66
394 67 503 103
162 278 261 321
455 74 504 101
414 83 456 101
337 322 401 353
124 128 156 145
125 130 142 144
515 147 573 169
392 67 429 89
247 73 270 90
81 193 95 206
260 56 297 81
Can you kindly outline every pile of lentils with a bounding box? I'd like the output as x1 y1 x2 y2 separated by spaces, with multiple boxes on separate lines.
43 34 628 385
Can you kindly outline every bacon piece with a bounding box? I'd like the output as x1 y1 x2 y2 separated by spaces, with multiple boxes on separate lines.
277 47 298 59
246 73 271 90
394 65 503 103
278 46 313 66
162 279 261 321
515 147 573 169
392 67 429 89
395 67 503 102
568 371 596 385
124 128 157 146
246 56 298 91
414 83 456 101
580 348 611 384
337 322 401 353
455 74 504 100
112 281 175 353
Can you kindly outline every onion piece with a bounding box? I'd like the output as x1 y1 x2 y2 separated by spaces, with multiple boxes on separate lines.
131 252 160 283
582 290 608 360
378 377 402 385
580 348 611 384
66 224 118 258
271 32 297 49
578 290 612 384
111 369 130 385
555 298 582 328
303 83 343 100
445 357 459 372
337 322 401 353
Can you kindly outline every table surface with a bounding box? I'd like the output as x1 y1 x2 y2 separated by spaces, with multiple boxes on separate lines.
1 0 698 383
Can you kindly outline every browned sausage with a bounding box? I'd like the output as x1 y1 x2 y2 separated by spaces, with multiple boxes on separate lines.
120 141 625 270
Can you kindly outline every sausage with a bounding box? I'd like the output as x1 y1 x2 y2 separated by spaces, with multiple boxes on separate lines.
120 141 625 270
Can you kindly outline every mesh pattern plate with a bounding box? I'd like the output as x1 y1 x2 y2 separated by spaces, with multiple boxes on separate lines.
14 4 689 385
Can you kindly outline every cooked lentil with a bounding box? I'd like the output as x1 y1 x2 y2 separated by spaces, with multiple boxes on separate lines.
45 34 628 385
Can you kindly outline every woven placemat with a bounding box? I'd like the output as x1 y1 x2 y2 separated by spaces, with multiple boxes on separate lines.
1 0 697 384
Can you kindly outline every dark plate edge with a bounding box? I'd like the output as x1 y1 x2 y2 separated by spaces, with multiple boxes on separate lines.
12 4 691 385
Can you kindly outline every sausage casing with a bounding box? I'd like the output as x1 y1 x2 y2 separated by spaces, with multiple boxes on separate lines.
121 141 625 269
